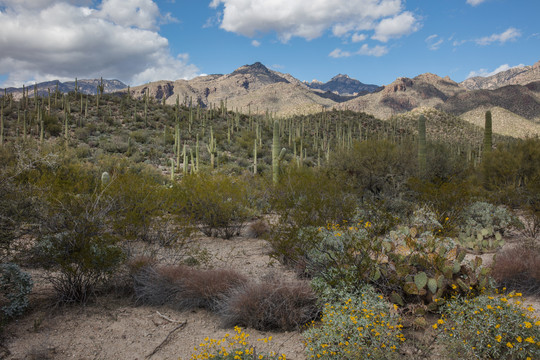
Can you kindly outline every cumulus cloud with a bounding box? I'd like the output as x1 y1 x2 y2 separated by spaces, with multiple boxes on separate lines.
351 33 367 43
251 40 261 47
329 49 352 58
475 27 521 45
0 0 199 87
425 34 443 50
357 44 388 56
209 0 419 43
372 11 419 42
329 44 387 58
466 0 487 6
466 63 525 78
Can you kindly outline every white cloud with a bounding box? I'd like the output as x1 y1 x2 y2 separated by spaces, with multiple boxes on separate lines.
425 34 443 50
329 48 352 58
475 27 521 45
466 63 525 78
329 44 388 58
251 40 261 47
372 11 419 42
466 0 487 6
351 33 367 43
357 44 388 56
0 0 199 87
209 0 419 43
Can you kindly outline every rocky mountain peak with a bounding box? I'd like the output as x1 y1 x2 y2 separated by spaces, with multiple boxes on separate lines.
232 62 272 76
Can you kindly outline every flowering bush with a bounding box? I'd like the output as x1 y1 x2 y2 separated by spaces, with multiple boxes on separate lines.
435 292 540 359
184 326 286 360
303 286 404 359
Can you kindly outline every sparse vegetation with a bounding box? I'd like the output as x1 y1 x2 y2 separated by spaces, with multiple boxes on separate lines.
0 88 539 359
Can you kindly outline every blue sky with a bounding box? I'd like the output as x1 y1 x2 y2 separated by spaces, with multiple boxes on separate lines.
0 0 539 88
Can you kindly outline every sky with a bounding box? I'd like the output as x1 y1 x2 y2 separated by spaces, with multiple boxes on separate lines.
0 0 539 88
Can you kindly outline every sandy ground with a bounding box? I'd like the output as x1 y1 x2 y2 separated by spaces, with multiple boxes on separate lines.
1 225 539 360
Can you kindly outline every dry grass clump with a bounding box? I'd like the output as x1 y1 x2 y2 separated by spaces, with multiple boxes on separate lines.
246 219 270 238
491 243 540 295
218 275 319 331
132 265 248 311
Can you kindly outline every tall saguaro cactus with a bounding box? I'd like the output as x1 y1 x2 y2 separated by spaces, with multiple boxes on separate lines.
483 110 492 157
418 114 427 176
272 120 286 184
206 127 217 169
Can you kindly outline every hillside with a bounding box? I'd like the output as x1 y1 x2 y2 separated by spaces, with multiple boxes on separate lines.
460 61 540 90
125 62 338 116
335 73 464 119
438 82 540 121
305 74 381 95
1 79 127 99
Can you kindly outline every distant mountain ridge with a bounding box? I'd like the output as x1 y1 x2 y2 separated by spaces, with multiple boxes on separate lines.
305 74 381 95
460 61 540 90
1 79 127 99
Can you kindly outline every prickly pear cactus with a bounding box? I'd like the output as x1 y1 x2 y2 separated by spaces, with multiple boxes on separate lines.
457 202 515 253
381 226 493 314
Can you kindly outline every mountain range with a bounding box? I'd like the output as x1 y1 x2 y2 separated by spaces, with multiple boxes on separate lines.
1 79 127 99
2 60 539 137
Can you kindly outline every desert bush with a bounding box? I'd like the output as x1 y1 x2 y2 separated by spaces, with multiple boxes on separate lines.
435 293 540 360
328 139 416 199
104 170 171 242
35 192 125 304
270 166 356 228
246 219 270 238
187 326 287 360
491 243 540 295
178 173 251 239
408 178 479 236
0 263 33 320
219 275 319 331
132 265 247 311
303 285 404 360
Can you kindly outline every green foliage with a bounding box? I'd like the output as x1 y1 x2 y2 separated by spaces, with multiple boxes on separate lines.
328 139 416 199
268 167 357 264
408 178 479 236
481 137 540 198
457 201 517 252
178 173 251 239
0 263 33 320
104 170 170 242
35 192 125 304
435 293 540 360
303 285 404 360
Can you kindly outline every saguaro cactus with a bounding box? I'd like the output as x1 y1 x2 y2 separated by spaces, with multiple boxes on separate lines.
272 120 286 184
418 114 427 176
483 110 492 157
206 127 217 169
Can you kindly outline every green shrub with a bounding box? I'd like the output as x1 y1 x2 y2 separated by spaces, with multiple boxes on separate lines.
35 193 124 304
303 285 404 360
408 178 479 236
178 173 251 239
435 293 540 360
328 139 415 199
0 263 33 320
